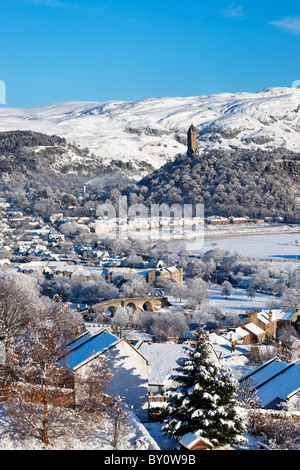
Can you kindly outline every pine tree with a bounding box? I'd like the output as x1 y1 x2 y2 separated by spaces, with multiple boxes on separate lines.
162 328 246 448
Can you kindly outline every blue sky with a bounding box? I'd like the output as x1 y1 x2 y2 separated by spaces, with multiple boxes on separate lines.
1 0 300 107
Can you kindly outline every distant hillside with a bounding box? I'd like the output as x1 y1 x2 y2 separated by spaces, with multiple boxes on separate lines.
1 88 300 173
0 130 139 188
2 86 300 222
0 131 135 212
124 147 300 221
0 130 106 181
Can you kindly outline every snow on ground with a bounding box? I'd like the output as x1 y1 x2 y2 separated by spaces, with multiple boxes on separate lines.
2 87 300 170
0 399 271 450
143 422 175 451
0 405 160 450
208 285 279 316
143 422 265 451
189 229 300 260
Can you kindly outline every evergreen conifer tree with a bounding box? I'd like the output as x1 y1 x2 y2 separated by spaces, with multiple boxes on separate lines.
162 328 246 448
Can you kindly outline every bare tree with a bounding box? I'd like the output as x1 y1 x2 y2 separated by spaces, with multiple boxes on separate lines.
0 270 43 351
277 324 300 361
281 287 300 309
221 280 233 299
0 299 112 446
170 282 187 303
111 306 136 337
120 276 150 298
185 277 207 310
151 310 188 341
246 282 256 300
109 396 131 450
238 375 261 409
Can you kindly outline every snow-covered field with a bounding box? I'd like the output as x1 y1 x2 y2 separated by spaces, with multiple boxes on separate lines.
1 87 300 170
208 286 278 315
189 229 300 260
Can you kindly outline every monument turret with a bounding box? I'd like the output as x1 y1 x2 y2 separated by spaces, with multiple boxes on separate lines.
187 124 199 157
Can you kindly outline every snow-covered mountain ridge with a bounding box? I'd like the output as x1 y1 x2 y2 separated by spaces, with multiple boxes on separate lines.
1 87 300 171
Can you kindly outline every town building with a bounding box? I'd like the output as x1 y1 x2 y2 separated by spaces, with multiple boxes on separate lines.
238 307 300 343
138 340 219 412
239 356 300 410
61 328 149 421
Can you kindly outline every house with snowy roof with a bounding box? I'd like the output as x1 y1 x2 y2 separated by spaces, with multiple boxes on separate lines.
154 265 183 283
103 263 183 285
61 328 149 421
0 259 11 268
272 307 300 328
209 330 251 362
239 307 300 342
138 340 219 411
54 264 85 277
243 322 266 344
239 356 300 410
138 342 188 398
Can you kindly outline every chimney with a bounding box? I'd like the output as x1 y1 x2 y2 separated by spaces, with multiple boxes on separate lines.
268 310 272 322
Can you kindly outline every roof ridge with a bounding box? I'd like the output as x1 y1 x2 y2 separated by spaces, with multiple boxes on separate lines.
239 356 281 382
60 328 112 358
253 357 300 390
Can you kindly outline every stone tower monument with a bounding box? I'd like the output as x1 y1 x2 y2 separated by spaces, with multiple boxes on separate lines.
187 124 199 157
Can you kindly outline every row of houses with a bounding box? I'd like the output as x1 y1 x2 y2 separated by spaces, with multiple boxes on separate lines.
59 323 300 427
57 325 234 423
0 205 104 262
13 259 183 286
56 326 226 450
205 216 284 225
239 356 300 410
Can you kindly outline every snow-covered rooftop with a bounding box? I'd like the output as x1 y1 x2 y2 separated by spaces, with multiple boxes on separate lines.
139 342 188 385
61 328 120 370
255 359 300 407
240 357 300 408
257 309 297 324
243 322 265 335
241 357 287 388
179 432 213 449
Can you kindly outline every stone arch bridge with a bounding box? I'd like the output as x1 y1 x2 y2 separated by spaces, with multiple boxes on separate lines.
89 296 171 316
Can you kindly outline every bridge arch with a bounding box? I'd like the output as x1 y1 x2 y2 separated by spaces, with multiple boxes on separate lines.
125 302 137 311
142 301 153 312
106 305 116 316
89 296 170 317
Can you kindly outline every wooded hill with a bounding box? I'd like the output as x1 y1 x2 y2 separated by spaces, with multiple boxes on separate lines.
124 148 300 221
1 131 300 222
0 131 131 207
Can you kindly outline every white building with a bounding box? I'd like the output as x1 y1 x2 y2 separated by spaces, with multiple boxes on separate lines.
61 328 149 421
138 340 220 409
